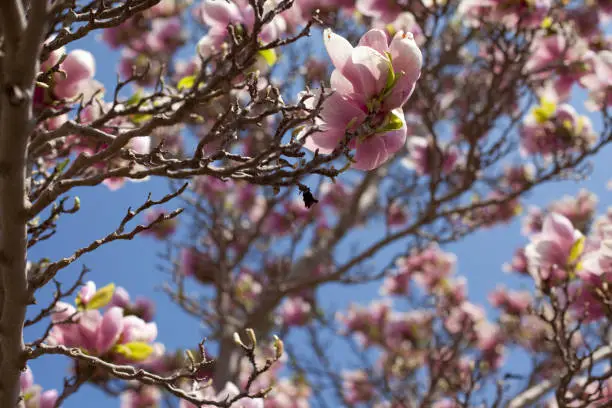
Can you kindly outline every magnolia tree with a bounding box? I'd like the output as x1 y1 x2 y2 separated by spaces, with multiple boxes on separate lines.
0 0 611 406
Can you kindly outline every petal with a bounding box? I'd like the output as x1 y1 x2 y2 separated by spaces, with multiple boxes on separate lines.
40 390 59 408
200 0 242 27
323 29 354 72
386 31 422 108
219 382 240 400
20 366 34 390
358 29 390 55
97 306 124 354
344 46 389 100
303 128 345 154
61 50 95 82
330 69 355 95
320 92 366 129
52 301 77 322
110 286 131 308
542 213 577 243
352 120 407 170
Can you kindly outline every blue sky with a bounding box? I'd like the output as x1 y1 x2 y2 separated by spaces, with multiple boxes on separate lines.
25 21 612 408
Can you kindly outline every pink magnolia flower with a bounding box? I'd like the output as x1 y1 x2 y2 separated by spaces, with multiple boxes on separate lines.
500 163 535 192
53 49 97 100
142 208 178 239
524 33 589 101
356 0 405 23
475 321 505 370
445 301 485 334
548 189 598 233
120 386 162 408
488 286 532 315
390 244 457 293
403 136 459 176
146 17 186 53
577 239 612 286
570 283 606 321
102 136 152 191
324 28 422 111
301 89 408 170
342 370 374 404
20 367 58 408
48 303 124 355
265 377 311 408
337 301 391 346
119 48 163 86
180 382 264 408
384 310 434 349
76 281 97 306
458 0 550 28
302 28 422 170
279 297 312 327
580 50 612 110
196 0 287 56
374 12 424 45
110 286 156 322
521 206 545 236
525 213 584 286
520 97 596 158
48 300 159 362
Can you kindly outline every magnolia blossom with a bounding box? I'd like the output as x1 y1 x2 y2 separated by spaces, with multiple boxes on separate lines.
110 286 156 322
548 189 598 233
525 213 584 286
488 286 532 315
53 49 99 100
20 367 58 408
182 382 264 408
458 0 550 28
120 386 162 408
48 298 159 363
577 239 612 286
520 97 596 158
342 370 374 404
196 0 286 57
580 50 612 110
142 208 179 239
403 136 459 176
524 33 590 101
278 296 312 327
302 28 422 170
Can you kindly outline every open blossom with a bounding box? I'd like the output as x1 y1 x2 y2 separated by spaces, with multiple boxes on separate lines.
110 286 156 322
577 239 612 286
196 0 286 57
48 291 159 363
580 50 612 110
524 33 590 101
374 12 424 44
342 370 374 404
20 367 58 408
36 48 102 111
403 136 459 176
324 28 421 112
525 213 584 285
52 49 99 100
302 28 422 170
458 0 550 28
488 286 532 315
120 386 162 408
142 208 178 239
180 382 263 408
548 189 598 233
520 97 596 158
278 297 312 327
